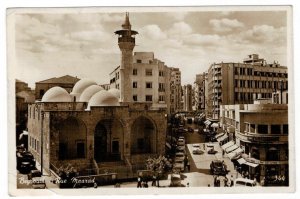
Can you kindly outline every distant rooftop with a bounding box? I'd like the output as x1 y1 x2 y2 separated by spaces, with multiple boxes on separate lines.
36 75 80 84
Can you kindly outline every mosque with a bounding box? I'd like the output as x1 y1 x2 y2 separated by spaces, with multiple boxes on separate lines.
27 14 167 179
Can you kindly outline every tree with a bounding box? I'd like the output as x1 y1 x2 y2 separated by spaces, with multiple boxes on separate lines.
146 155 172 174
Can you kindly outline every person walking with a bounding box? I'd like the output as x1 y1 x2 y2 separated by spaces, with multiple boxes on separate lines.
230 175 234 187
187 160 190 172
151 174 157 187
137 176 142 188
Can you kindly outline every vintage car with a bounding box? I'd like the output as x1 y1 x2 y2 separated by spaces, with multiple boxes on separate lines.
28 170 42 180
192 148 204 155
210 160 227 175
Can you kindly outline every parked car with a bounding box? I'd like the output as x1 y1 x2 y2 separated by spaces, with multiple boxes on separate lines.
169 173 182 187
173 159 184 172
187 127 194 133
32 177 46 189
210 160 227 175
175 152 185 162
207 148 218 155
192 148 204 155
234 178 258 187
28 170 42 180
177 127 186 133
177 139 185 146
176 145 185 153
17 151 35 170
192 144 200 148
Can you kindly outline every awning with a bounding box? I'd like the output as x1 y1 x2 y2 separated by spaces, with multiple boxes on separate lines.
237 158 246 165
227 148 244 159
244 161 259 168
221 141 234 150
215 132 225 139
227 126 235 133
211 123 219 128
225 144 239 153
204 120 211 126
166 143 171 149
217 134 228 142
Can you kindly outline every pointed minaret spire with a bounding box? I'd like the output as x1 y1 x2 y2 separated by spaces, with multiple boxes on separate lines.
122 12 131 30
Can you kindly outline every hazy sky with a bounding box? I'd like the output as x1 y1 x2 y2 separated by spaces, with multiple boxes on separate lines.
14 9 287 88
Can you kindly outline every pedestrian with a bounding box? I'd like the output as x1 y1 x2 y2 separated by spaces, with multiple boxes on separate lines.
222 150 225 157
144 181 148 188
213 175 217 187
137 176 142 188
187 182 190 187
187 161 190 172
224 176 228 187
230 175 234 187
151 174 157 187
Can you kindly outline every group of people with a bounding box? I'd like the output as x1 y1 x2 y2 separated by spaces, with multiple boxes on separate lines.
213 175 234 187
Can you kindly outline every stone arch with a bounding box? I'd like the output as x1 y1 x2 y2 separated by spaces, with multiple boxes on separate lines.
130 115 157 154
94 118 124 162
59 117 87 160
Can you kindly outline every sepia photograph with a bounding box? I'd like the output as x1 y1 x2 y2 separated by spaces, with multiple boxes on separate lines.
6 5 294 196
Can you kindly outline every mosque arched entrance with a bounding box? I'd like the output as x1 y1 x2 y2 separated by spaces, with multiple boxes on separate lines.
94 119 124 162
131 116 156 154
59 117 87 160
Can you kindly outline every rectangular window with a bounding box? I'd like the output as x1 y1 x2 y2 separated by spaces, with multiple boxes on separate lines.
137 59 142 63
271 125 281 134
283 124 288 134
145 69 152 76
133 95 138 102
145 95 152 101
146 82 152 88
133 68 137 75
159 95 165 102
257 125 268 134
133 81 137 88
159 70 164 77
250 124 255 133
159 83 165 92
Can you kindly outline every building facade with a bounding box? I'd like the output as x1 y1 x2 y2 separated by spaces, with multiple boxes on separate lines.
194 73 206 111
27 81 167 179
35 75 80 100
220 101 288 185
206 54 288 121
16 79 35 146
169 67 182 113
183 84 193 112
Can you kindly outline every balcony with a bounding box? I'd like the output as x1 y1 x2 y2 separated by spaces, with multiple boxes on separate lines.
236 131 288 143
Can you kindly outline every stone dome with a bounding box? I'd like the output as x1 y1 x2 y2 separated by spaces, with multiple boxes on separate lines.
107 88 120 99
70 78 97 100
41 86 72 102
79 85 104 102
87 90 120 110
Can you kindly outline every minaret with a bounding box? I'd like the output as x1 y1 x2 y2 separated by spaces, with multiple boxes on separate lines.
115 12 138 102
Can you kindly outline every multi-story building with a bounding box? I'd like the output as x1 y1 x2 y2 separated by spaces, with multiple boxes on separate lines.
194 73 206 111
207 54 288 121
170 67 182 113
110 13 172 113
35 75 80 100
183 84 193 112
220 98 288 185
15 79 35 147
